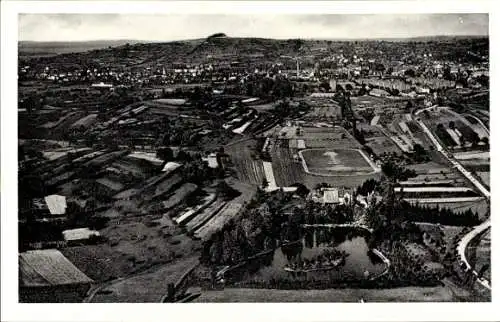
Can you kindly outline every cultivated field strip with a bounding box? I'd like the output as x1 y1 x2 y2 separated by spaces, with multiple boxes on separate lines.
185 199 228 232
175 193 216 225
262 161 277 189
161 183 198 210
226 139 265 185
271 139 304 186
194 203 243 240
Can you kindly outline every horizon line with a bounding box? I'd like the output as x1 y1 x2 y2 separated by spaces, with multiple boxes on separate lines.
19 34 489 43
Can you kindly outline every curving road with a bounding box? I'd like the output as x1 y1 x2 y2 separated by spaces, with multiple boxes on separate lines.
412 109 491 290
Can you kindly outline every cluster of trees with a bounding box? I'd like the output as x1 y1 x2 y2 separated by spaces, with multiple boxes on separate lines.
201 187 359 266
356 179 380 196
436 123 459 147
238 75 295 99
271 100 310 119
19 95 45 113
398 202 481 226
383 241 446 286
353 128 366 145
156 117 204 147
302 201 354 226
411 143 431 163
157 147 225 184
381 160 418 181
181 157 220 185
200 189 292 266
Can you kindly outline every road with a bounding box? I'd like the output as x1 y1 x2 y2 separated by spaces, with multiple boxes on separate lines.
456 219 491 290
412 109 491 291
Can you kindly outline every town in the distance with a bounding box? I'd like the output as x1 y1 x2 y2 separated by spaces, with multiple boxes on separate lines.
18 33 490 302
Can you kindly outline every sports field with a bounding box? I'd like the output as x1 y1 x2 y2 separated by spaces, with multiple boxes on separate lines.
299 148 378 176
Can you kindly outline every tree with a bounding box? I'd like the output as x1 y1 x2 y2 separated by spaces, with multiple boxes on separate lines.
262 177 269 189
216 181 240 200
374 63 386 73
478 264 490 279
470 131 480 147
381 160 417 182
157 147 174 162
404 69 416 78
413 143 428 162
291 183 309 197
319 81 331 92
177 150 192 162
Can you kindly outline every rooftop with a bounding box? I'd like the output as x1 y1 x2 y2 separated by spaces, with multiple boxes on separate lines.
62 228 100 241
44 195 67 215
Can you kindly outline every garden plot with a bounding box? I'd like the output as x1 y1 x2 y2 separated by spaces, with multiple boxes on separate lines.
359 125 400 155
225 139 265 186
299 148 378 176
161 183 198 210
398 121 423 146
152 174 183 199
174 193 217 225
304 103 342 119
476 172 490 188
271 140 305 187
186 199 228 232
194 203 243 240
263 161 278 189
365 136 401 155
454 151 489 160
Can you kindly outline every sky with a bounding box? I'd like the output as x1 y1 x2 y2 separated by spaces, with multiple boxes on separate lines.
19 14 488 42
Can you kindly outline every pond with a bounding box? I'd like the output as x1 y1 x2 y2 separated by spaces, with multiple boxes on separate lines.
226 226 386 285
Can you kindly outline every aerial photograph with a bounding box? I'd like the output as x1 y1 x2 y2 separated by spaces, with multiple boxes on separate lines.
16 13 490 303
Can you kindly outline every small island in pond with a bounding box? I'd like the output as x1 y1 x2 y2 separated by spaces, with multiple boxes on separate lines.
284 249 348 273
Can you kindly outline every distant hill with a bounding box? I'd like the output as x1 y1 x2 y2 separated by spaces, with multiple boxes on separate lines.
186 36 306 59
18 35 488 66
18 40 148 56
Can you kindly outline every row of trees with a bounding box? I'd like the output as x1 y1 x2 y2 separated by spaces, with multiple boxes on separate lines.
399 202 481 226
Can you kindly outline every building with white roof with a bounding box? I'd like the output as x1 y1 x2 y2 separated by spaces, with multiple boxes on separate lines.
44 195 67 215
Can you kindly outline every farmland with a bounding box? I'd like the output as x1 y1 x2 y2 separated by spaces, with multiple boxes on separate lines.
62 221 198 283
225 138 265 186
194 202 243 240
358 124 401 156
302 98 342 120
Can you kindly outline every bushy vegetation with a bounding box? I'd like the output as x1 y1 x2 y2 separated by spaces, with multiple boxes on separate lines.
399 202 480 226
200 189 356 266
